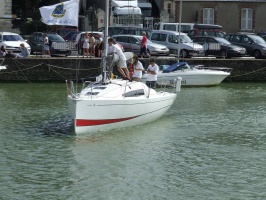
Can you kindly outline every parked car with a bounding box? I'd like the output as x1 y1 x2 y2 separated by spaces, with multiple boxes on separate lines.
150 30 204 57
225 33 266 59
74 31 124 56
112 34 169 57
63 31 79 42
49 27 79 39
193 36 246 58
28 32 71 56
74 31 104 55
153 22 195 34
261 35 266 42
187 24 226 39
118 27 152 39
0 32 31 54
98 26 125 36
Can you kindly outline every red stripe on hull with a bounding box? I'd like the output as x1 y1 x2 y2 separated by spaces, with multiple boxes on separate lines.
76 116 139 126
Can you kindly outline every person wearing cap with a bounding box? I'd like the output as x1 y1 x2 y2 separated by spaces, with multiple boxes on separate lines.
146 58 159 89
140 32 150 58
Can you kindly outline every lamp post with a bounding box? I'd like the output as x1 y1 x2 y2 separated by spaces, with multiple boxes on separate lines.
88 6 93 32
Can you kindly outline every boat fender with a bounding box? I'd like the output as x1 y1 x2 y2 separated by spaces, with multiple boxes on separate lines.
175 77 182 92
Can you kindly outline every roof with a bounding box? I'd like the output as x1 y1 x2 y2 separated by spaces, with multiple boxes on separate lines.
151 30 187 35
0 32 19 35
182 0 266 2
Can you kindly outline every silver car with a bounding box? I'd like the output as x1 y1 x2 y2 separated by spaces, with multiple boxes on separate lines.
112 35 169 56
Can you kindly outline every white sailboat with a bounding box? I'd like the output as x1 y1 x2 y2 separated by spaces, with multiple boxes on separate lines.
66 0 182 134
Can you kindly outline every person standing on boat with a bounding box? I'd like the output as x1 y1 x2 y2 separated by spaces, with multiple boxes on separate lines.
146 58 159 89
108 37 130 80
132 55 144 82
83 32 90 58
140 32 150 58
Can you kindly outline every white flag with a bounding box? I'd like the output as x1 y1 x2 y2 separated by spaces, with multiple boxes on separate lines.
39 0 79 26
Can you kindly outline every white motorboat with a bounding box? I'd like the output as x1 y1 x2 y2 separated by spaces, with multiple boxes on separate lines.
141 62 232 86
66 0 182 134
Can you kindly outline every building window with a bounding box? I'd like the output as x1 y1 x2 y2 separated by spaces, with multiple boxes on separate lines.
241 8 253 30
203 8 214 24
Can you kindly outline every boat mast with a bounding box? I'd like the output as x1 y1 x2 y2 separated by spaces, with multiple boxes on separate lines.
177 0 182 62
102 0 109 82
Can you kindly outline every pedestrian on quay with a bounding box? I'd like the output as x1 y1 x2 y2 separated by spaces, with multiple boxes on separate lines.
0 45 15 58
140 32 150 58
42 33 51 58
146 58 159 89
89 33 96 57
132 54 144 82
83 32 89 58
15 43 30 58
97 34 103 57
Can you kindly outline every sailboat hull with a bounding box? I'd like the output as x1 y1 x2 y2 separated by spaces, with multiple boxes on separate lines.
68 92 176 134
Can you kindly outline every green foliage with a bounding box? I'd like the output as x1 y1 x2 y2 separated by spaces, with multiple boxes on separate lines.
24 19 49 35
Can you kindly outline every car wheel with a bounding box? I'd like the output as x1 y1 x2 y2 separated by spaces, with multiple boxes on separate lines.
180 49 188 58
253 50 262 59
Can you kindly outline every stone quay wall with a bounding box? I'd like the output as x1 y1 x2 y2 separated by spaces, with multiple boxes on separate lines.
0 57 266 83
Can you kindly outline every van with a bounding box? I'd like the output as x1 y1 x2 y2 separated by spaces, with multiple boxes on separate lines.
153 22 194 34
150 30 204 57
187 24 226 39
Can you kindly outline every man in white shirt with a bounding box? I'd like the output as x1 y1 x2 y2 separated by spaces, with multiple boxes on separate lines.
146 58 159 89
42 33 51 58
107 38 130 80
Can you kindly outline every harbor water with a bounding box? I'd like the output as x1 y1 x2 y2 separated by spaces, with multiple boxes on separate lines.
0 83 265 199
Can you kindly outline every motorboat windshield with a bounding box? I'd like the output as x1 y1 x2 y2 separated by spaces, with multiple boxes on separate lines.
163 62 191 73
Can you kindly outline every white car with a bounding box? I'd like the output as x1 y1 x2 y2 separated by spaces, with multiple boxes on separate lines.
150 30 204 57
0 32 31 54
112 35 170 56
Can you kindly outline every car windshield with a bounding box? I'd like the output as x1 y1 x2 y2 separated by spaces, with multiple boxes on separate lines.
170 35 193 43
249 35 266 44
47 34 65 42
215 37 231 45
3 34 24 41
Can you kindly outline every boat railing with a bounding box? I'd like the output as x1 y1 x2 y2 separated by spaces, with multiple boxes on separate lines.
193 65 233 73
156 77 182 93
0 58 7 71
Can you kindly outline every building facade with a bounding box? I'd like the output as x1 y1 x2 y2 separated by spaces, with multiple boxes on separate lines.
164 0 266 34
0 0 13 31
